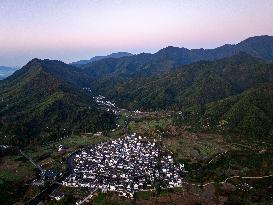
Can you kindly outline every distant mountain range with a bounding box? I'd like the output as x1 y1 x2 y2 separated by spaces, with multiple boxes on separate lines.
1 35 273 143
70 52 133 67
0 66 18 80
81 35 273 80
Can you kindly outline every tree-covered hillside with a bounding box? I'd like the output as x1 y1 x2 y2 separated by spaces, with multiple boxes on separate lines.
182 83 273 139
0 59 115 145
81 35 273 83
2 35 273 144
98 53 273 110
71 52 133 67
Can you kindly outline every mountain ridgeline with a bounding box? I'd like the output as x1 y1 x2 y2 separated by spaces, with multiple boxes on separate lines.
199 82 273 139
103 53 273 110
71 52 133 67
81 35 273 81
78 35 273 139
1 35 273 143
95 52 273 138
0 59 115 145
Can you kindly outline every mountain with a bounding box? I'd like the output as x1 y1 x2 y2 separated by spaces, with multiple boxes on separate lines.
0 59 115 145
153 35 273 64
81 35 273 82
71 52 133 67
2 35 273 143
19 58 93 87
94 53 273 138
97 53 273 110
0 66 18 80
193 82 273 139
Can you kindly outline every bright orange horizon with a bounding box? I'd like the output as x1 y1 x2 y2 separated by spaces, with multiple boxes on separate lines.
0 0 273 67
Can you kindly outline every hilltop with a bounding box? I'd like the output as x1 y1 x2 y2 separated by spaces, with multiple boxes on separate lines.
71 52 133 67
90 53 273 138
0 59 115 145
81 35 273 81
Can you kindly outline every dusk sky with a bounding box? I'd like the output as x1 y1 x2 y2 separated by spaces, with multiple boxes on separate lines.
0 0 273 67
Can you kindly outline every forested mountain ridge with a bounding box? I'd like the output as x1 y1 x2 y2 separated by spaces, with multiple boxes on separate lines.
81 35 273 81
90 52 273 139
94 53 273 110
1 35 273 144
184 82 273 139
0 59 115 145
71 52 133 67
154 35 273 62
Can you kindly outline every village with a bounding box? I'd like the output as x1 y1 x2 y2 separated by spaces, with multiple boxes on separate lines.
62 133 184 201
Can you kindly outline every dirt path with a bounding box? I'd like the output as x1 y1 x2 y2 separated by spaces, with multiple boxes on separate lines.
183 173 273 188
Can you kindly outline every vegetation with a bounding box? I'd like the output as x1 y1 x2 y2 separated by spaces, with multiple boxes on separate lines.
199 83 273 138
96 53 273 110
82 35 273 81
81 36 273 101
71 52 133 67
92 192 132 205
0 59 115 145
0 155 36 205
85 53 273 139
1 36 273 204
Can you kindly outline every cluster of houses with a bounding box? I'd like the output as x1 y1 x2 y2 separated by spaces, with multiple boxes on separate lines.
93 95 116 108
62 133 184 198
93 95 120 115
82 88 110 107
82 88 119 114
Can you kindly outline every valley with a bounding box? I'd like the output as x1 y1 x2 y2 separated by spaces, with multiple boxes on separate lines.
1 35 273 205
1 105 272 204
1 1 273 204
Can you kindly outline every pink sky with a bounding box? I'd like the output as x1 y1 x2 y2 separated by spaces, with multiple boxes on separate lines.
0 0 273 66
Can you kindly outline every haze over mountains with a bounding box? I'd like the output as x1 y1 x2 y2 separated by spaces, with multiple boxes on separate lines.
1 35 273 144
80 35 273 79
71 52 133 67
0 66 18 80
